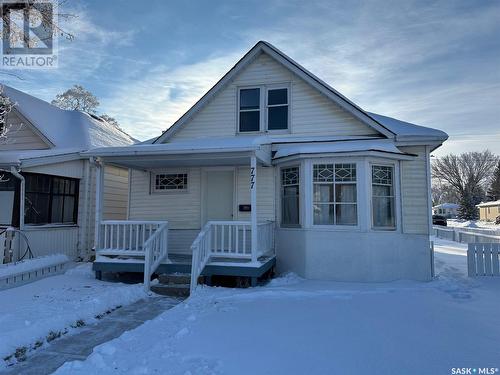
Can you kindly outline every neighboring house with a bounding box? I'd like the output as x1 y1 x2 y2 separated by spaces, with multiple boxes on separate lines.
477 201 500 222
0 85 134 262
432 203 459 219
88 41 448 286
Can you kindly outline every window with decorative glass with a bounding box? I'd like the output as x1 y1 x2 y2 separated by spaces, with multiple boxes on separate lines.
372 165 395 228
281 167 300 226
313 163 357 226
153 173 188 191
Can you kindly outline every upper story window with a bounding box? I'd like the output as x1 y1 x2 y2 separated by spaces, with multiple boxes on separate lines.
153 172 188 192
238 86 289 133
239 88 260 132
372 165 395 229
267 88 288 130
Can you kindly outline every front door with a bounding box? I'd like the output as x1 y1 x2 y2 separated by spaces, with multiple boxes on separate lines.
204 170 234 222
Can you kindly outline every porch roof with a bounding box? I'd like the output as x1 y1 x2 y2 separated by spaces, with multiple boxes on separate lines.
84 136 272 169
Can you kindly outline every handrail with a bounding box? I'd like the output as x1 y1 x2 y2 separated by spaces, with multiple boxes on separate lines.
190 222 212 294
144 222 169 291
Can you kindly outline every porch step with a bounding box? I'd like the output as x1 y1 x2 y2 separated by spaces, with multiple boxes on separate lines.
150 283 190 297
158 273 191 285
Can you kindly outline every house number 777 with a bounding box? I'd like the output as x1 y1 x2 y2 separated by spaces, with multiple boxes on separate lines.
250 167 255 189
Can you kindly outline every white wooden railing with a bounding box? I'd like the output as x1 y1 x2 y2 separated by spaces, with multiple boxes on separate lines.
97 220 166 255
190 222 212 294
190 220 275 293
144 222 169 291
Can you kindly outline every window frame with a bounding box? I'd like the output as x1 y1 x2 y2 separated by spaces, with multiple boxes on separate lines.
151 170 189 194
24 173 79 226
311 162 359 229
237 86 262 133
237 84 291 134
370 163 397 231
280 165 301 228
265 85 290 133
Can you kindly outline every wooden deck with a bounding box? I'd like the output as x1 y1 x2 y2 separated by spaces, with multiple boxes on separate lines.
93 253 276 280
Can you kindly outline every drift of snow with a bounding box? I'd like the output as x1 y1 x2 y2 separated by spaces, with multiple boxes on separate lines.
0 263 147 366
0 254 69 278
56 241 500 375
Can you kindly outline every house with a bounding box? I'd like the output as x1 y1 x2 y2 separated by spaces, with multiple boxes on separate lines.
0 85 135 262
477 201 500 222
432 203 459 219
87 41 448 288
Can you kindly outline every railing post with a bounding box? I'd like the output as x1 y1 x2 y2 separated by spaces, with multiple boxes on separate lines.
251 155 258 262
94 159 104 250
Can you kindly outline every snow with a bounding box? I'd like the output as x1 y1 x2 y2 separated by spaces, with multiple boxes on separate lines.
433 202 459 209
273 139 408 159
367 112 448 141
447 219 500 230
0 254 69 278
477 200 500 208
0 85 135 166
0 263 147 366
55 240 500 375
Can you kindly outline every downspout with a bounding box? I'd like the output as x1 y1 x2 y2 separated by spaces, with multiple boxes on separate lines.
79 159 91 260
10 166 25 261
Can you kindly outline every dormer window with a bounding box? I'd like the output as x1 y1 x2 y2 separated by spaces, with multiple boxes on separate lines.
239 88 260 132
238 85 290 133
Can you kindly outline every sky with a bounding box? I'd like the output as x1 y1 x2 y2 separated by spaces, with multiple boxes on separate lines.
1 0 499 156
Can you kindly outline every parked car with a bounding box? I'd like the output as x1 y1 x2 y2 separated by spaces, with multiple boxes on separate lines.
496 215 500 225
432 215 447 226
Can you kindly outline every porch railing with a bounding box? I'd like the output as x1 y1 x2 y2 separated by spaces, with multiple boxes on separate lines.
144 222 169 291
96 220 166 255
190 220 275 293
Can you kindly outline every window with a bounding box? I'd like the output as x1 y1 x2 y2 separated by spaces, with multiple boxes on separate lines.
281 167 300 226
313 164 357 226
267 88 288 130
239 88 260 132
372 165 395 228
24 173 79 225
153 173 188 191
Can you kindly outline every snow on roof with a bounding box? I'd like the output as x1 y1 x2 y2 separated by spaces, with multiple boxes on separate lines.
477 200 500 208
433 203 459 209
367 112 448 142
1 85 135 164
273 139 410 160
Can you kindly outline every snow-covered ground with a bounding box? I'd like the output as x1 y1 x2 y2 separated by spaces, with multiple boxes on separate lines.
55 240 500 375
447 219 500 230
0 254 69 278
0 263 147 366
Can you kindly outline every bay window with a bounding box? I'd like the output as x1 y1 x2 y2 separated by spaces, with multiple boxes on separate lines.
372 165 395 229
281 167 300 226
313 163 357 226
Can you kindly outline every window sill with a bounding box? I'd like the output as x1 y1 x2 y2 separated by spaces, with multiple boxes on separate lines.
24 224 79 230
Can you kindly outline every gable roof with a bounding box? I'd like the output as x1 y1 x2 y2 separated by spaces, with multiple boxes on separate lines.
154 41 397 144
2 85 135 149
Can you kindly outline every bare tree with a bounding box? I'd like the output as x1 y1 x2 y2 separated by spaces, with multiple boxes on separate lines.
431 179 459 206
432 151 499 220
487 161 500 201
51 85 100 113
99 114 119 128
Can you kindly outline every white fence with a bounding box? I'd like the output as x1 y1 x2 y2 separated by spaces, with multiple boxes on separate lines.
433 226 500 244
467 243 500 277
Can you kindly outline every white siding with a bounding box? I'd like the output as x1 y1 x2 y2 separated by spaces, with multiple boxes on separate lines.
0 109 49 150
24 160 84 178
399 146 430 235
103 165 129 220
235 166 275 222
128 168 201 230
168 52 379 141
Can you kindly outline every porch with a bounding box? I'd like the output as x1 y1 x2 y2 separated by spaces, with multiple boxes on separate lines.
88 139 276 293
